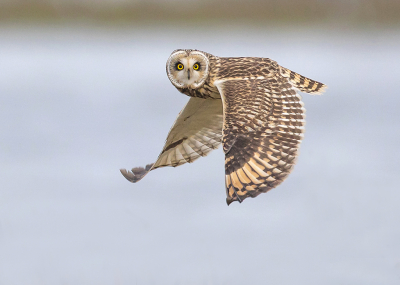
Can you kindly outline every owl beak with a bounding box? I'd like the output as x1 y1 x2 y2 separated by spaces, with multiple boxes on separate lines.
187 70 190 80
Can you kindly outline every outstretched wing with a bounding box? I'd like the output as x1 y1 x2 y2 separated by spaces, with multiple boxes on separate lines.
121 97 223 183
215 70 326 205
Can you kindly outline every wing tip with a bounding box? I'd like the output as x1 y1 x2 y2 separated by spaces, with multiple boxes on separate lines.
226 197 241 206
225 181 278 206
120 163 154 183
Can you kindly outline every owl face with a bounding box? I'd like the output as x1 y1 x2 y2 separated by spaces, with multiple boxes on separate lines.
166 50 209 89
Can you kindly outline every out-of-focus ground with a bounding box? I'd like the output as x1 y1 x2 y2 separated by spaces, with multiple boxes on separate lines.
0 1 400 284
0 0 400 27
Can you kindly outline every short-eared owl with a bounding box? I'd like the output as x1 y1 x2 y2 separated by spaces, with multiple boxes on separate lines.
121 49 326 205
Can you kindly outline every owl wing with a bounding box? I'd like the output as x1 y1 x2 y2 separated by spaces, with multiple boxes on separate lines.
120 97 223 183
215 70 326 205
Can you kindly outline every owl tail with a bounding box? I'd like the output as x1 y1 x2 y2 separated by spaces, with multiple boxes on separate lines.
280 66 327 95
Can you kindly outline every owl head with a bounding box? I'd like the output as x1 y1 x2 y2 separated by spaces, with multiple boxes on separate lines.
166 49 210 89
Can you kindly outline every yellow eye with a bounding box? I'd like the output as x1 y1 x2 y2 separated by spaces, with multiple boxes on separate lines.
176 63 184 70
193 63 200 70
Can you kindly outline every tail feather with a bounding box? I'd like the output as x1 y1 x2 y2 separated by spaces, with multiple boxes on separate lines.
280 66 327 95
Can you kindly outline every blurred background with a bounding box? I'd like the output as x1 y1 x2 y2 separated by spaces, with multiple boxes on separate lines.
1 0 400 284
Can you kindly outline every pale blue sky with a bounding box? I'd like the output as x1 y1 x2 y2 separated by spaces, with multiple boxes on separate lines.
0 25 399 284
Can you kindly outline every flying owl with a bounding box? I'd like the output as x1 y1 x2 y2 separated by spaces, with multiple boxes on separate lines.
120 49 326 205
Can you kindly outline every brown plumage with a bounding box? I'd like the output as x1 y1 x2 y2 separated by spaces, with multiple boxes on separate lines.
121 49 327 205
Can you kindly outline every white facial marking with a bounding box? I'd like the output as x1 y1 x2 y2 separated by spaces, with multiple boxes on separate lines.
166 50 209 89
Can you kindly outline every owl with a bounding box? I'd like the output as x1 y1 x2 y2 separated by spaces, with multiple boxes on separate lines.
120 49 326 205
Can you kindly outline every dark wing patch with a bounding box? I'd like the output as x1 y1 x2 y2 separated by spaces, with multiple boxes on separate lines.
216 73 317 205
162 137 187 153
